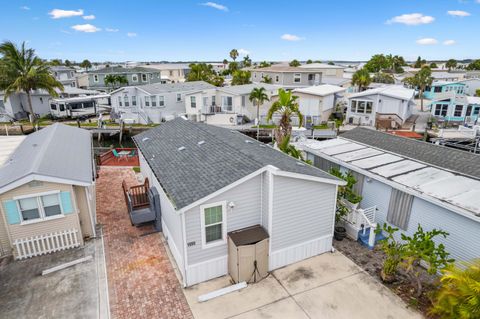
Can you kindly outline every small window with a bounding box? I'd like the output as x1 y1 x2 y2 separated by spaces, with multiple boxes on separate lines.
308 74 315 81
454 105 463 117
294 73 301 83
177 93 182 102
241 95 246 107
124 96 129 107
132 74 138 82
145 96 150 107
151 95 157 107
50 104 57 110
18 197 40 221
434 86 442 93
212 96 216 106
351 100 357 112
275 75 279 82
71 82 76 87
131 95 137 106
158 96 165 107
203 96 208 107
59 104 65 111
41 194 62 217
150 73 154 79
142 74 147 82
191 96 196 108
93 75 99 82
118 96 122 107
366 102 373 114
201 202 226 247
357 101 366 113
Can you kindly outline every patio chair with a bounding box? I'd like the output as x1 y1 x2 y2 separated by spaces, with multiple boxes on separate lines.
128 149 136 157
112 149 121 162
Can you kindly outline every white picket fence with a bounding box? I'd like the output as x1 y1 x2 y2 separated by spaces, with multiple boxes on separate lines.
14 228 80 260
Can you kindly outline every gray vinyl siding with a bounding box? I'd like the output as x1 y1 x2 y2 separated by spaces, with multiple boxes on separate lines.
139 152 184 260
185 175 262 265
357 170 480 264
271 176 336 251
261 172 269 229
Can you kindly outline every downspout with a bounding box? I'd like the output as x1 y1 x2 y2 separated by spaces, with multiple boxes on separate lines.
181 211 188 287
85 186 97 238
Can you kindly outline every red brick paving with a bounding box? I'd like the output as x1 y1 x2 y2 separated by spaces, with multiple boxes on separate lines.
97 167 193 319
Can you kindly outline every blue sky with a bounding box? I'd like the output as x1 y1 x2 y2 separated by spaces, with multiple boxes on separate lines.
1 0 479 62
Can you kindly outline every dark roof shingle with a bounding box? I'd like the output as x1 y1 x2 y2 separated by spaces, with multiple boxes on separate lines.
133 119 339 209
340 128 480 179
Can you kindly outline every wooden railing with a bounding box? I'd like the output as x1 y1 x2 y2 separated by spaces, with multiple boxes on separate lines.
98 148 137 165
122 178 150 209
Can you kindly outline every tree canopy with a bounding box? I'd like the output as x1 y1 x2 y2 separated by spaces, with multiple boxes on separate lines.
231 70 251 85
229 49 238 61
467 60 480 70
187 63 224 86
351 69 371 91
289 59 301 67
364 54 405 73
446 59 457 71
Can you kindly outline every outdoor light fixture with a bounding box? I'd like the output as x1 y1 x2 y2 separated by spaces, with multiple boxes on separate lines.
228 202 235 209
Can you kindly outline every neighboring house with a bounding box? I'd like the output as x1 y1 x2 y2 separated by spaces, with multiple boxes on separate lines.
0 124 96 259
185 83 280 125
86 66 166 92
0 90 51 120
133 118 344 287
299 63 345 78
429 95 480 124
51 66 77 88
346 85 415 128
431 71 464 82
424 81 466 100
110 81 215 124
465 71 480 79
247 65 324 89
320 76 351 89
293 84 346 125
141 63 190 83
295 128 480 264
460 78 480 96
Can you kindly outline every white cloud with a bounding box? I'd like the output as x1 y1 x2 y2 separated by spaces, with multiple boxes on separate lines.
200 2 228 12
416 38 438 45
386 13 435 25
126 32 137 37
20 6 30 10
106 28 119 32
49 9 84 19
238 48 250 55
443 39 456 46
447 10 470 17
83 15 95 20
71 24 101 33
281 34 304 41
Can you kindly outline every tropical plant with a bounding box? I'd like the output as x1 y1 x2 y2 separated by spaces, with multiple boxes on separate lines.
430 62 438 69
352 69 371 91
249 87 270 139
306 59 313 64
476 89 480 97
231 70 251 85
466 60 480 71
49 59 62 66
243 55 252 67
446 59 457 71
64 59 72 67
376 223 405 282
187 63 224 86
104 74 128 90
222 58 228 66
289 59 301 67
329 167 362 224
80 59 92 71
228 61 239 74
401 224 454 297
414 56 426 68
372 72 395 84
258 61 271 68
261 75 272 84
430 259 480 319
328 61 335 65
0 41 63 125
266 88 302 145
229 49 239 61
277 134 305 161
403 66 433 111
364 54 390 73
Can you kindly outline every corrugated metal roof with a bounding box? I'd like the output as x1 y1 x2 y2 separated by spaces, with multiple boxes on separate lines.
295 135 480 217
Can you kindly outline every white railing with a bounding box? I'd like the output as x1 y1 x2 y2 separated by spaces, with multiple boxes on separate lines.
344 205 378 248
14 228 80 260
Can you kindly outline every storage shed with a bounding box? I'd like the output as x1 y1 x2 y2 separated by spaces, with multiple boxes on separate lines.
228 225 269 284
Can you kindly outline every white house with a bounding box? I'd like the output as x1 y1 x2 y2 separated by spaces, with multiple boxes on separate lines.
110 81 215 124
295 128 480 264
0 90 51 121
133 118 344 287
346 85 415 128
185 83 280 126
460 78 480 96
293 84 346 125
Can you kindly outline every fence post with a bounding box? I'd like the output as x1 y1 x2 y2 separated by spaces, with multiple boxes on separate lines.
368 223 377 249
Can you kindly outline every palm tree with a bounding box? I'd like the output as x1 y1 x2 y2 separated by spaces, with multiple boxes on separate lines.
104 74 117 90
403 66 432 112
266 88 303 145
243 55 252 67
446 59 457 71
80 59 92 72
231 70 251 85
430 259 480 319
229 49 238 62
249 87 270 140
289 59 301 67
116 75 128 87
278 134 305 160
352 69 371 91
0 41 63 125
261 75 273 84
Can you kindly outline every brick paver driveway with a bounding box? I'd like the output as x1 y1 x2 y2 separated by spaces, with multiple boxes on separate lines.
97 167 192 319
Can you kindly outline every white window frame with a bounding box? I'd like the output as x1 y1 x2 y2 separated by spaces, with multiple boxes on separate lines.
132 74 138 82
93 74 99 83
294 73 301 83
150 95 157 107
158 95 165 107
176 93 182 102
13 190 65 225
131 95 137 106
141 74 148 82
190 96 196 108
350 99 373 114
200 201 227 249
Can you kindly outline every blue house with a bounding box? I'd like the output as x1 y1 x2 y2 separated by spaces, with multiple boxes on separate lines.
430 95 480 123
424 81 466 100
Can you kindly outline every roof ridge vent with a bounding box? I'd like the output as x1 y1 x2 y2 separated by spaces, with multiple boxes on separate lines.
178 146 186 151
198 140 205 146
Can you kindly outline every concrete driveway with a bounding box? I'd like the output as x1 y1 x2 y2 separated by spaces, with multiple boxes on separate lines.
183 252 422 319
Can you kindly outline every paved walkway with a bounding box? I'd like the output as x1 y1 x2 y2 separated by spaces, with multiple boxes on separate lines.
97 167 192 319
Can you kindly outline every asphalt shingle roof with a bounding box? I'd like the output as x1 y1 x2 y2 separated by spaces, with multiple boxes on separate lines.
340 128 480 179
133 118 340 209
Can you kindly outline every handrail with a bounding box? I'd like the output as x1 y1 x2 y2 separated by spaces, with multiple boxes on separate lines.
343 205 378 248
122 178 150 210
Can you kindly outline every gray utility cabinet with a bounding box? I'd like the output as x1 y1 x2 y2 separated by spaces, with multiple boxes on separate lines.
228 225 269 284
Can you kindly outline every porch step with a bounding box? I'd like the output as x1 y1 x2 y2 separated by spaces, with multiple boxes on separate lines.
357 228 386 249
